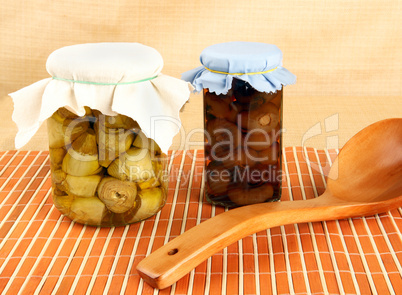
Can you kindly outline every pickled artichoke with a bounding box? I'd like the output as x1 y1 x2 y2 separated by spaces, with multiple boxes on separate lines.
151 155 168 191
57 107 78 119
83 106 93 117
113 204 140 226
93 110 139 130
107 148 154 182
95 123 135 167
152 157 163 173
64 174 102 198
129 187 164 222
132 131 161 154
51 169 66 185
97 177 137 213
151 156 166 178
137 177 160 190
107 158 129 181
70 197 107 226
47 111 89 148
107 157 162 189
52 192 74 216
62 129 102 176
124 147 155 181
58 106 93 119
49 148 67 169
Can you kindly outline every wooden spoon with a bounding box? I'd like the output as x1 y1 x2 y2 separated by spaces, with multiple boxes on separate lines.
137 118 402 289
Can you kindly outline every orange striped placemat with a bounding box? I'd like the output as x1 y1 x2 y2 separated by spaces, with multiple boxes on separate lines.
0 148 401 294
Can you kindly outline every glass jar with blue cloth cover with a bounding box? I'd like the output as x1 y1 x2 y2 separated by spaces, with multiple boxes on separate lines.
182 41 296 207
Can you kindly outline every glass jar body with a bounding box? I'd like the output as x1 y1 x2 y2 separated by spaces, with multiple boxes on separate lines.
47 107 168 227
204 78 283 207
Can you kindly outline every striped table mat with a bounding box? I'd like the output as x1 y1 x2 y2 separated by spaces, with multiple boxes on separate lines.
0 148 401 294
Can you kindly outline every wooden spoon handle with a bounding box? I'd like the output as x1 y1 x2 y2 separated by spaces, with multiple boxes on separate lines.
136 196 345 289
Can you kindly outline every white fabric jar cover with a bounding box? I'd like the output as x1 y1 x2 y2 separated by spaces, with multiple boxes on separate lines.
182 41 296 95
10 42 193 153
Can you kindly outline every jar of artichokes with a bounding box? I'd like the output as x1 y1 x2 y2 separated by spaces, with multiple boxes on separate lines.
10 43 192 226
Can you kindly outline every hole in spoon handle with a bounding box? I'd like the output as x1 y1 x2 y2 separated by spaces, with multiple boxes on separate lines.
168 248 178 256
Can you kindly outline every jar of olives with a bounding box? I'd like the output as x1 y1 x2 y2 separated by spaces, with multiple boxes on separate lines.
10 43 192 226
182 42 296 207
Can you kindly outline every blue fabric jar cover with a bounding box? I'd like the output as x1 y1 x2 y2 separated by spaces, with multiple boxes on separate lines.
182 41 296 95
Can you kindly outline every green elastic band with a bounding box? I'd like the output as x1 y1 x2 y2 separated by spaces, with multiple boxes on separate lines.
52 75 158 85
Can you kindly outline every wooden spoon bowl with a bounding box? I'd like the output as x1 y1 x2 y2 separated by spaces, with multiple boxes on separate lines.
137 118 402 289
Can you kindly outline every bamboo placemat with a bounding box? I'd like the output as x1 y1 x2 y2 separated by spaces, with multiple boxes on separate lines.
0 148 401 294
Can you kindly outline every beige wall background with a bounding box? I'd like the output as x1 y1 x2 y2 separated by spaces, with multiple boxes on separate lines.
1 0 401 151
